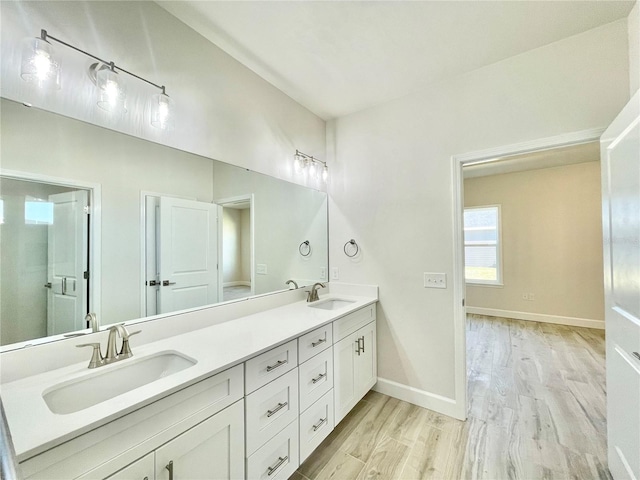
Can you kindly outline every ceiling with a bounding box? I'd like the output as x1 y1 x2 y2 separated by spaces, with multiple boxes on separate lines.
463 141 600 179
157 1 634 120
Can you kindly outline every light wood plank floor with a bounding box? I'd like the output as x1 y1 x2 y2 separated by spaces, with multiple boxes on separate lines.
292 314 608 480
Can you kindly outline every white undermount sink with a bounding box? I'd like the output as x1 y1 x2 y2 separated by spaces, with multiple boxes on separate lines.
309 298 356 310
43 351 197 415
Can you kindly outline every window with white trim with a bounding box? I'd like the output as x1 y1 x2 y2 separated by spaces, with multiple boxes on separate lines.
464 205 501 285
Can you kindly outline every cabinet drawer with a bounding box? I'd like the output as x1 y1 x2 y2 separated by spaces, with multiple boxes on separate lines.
298 324 333 363
299 390 334 464
333 304 375 342
246 368 299 456
299 347 333 412
245 340 297 394
246 419 299 480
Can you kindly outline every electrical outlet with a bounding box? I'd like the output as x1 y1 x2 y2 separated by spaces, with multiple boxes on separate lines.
331 267 339 280
320 267 327 279
256 264 268 275
424 272 446 289
522 293 529 300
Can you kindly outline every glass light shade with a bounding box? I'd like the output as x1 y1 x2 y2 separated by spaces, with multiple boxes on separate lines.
21 37 61 90
96 67 126 114
151 93 175 130
322 165 329 182
308 159 317 178
294 153 305 173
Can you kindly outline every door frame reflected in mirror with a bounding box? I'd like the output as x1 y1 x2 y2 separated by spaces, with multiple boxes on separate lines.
0 169 102 347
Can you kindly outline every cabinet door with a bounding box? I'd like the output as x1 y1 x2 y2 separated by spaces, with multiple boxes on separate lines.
334 330 359 424
355 322 377 395
105 453 154 480
155 400 244 480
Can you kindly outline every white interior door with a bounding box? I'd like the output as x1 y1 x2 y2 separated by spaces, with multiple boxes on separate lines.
47 190 89 335
601 90 640 480
159 196 219 314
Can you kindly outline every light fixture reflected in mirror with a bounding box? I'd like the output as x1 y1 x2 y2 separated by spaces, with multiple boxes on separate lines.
20 34 60 90
21 29 172 128
293 149 328 182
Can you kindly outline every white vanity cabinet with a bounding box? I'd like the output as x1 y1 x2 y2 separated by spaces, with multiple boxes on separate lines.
104 402 245 480
154 400 245 480
21 365 244 480
244 341 300 479
333 305 377 424
297 325 335 463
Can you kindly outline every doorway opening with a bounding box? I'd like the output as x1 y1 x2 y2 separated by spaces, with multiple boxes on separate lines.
451 129 608 465
217 195 254 302
0 173 98 345
451 128 606 419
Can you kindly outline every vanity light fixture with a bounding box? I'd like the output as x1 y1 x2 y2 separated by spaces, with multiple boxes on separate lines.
21 29 173 129
293 149 328 182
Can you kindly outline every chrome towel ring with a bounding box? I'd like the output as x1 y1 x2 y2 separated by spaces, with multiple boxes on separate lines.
344 239 359 257
299 240 311 257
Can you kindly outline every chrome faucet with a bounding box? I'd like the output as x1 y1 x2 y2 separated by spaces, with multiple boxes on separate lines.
77 324 141 369
285 279 299 289
306 282 326 302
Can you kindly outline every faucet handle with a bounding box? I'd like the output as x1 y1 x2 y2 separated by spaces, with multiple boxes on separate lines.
77 343 104 369
119 330 141 358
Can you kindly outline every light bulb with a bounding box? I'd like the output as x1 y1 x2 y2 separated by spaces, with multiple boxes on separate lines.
96 66 126 114
151 92 174 130
20 37 60 90
322 165 328 182
308 160 317 178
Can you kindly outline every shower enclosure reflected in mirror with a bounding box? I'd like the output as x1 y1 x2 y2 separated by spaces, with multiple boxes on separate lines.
0 98 328 348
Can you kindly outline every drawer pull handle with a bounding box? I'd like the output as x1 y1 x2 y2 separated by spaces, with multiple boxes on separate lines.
267 402 288 417
311 338 326 347
312 417 327 431
266 359 288 372
633 351 640 361
267 456 288 476
311 372 326 384
165 461 173 480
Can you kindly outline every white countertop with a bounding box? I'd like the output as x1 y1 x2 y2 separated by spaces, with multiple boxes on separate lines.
1 292 377 461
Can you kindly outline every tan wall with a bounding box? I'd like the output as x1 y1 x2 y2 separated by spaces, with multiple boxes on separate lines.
464 162 605 322
629 1 640 95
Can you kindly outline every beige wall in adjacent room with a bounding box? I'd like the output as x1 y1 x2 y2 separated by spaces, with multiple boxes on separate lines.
464 162 605 323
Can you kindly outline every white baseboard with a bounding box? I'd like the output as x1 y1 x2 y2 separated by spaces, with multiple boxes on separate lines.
373 377 464 420
466 307 605 330
223 281 251 287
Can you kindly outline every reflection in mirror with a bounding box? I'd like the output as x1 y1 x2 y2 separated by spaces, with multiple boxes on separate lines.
0 98 328 348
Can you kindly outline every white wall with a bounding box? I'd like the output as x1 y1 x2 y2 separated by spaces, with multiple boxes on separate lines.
464 162 605 325
0 1 325 186
328 20 630 406
629 1 640 94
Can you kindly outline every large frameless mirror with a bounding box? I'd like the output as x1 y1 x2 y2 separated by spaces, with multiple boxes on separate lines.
0 98 328 349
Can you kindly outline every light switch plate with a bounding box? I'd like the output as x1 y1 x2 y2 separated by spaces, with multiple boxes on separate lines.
331 267 339 280
424 272 446 289
256 264 268 275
